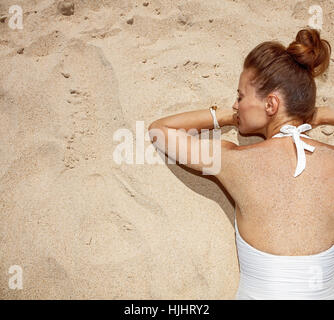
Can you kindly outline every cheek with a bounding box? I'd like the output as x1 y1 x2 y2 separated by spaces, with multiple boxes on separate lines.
239 103 252 119
239 102 264 125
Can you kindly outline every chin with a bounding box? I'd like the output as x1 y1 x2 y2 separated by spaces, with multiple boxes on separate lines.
237 125 248 135
237 124 242 132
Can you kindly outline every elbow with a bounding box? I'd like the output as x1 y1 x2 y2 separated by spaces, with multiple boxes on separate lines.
148 120 161 131
148 122 155 132
148 120 165 133
148 121 161 143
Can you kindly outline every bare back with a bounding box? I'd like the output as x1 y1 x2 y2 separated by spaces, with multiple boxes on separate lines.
218 136 334 256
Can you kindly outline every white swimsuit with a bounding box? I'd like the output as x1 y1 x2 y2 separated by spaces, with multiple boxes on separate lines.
234 124 334 300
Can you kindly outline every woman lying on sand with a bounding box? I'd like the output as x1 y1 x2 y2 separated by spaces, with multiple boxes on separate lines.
149 28 334 300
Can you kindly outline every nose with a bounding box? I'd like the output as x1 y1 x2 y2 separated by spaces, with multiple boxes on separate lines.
232 100 238 111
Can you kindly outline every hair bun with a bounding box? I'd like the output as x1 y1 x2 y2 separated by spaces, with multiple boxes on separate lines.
286 28 331 77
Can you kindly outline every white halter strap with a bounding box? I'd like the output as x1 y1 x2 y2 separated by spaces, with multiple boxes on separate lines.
272 123 315 177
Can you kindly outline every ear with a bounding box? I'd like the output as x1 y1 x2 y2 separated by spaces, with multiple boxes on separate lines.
265 94 280 116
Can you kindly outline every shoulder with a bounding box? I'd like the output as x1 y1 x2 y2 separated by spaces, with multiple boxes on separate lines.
216 138 290 198
216 140 264 194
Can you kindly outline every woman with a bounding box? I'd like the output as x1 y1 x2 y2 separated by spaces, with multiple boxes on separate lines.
148 28 334 299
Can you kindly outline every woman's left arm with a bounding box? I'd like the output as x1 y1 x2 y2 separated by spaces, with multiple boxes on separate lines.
149 107 237 133
148 107 238 175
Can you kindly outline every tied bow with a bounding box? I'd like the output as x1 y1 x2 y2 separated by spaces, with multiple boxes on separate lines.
273 124 315 177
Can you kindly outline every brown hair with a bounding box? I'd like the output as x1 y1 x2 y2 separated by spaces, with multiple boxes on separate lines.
243 28 331 122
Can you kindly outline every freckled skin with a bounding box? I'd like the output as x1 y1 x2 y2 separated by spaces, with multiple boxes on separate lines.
222 68 334 256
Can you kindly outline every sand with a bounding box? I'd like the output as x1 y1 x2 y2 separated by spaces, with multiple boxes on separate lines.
0 0 333 299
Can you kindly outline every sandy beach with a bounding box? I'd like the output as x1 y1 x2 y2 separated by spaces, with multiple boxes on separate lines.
0 0 333 299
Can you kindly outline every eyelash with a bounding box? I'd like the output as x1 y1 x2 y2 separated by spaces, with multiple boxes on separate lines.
237 96 242 102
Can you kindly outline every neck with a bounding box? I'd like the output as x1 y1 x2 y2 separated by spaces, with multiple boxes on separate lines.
264 118 304 140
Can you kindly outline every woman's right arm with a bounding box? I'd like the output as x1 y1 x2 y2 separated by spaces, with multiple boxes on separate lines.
308 106 334 127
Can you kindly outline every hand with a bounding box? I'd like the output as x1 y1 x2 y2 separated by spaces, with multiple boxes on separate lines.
231 111 239 127
216 107 238 127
